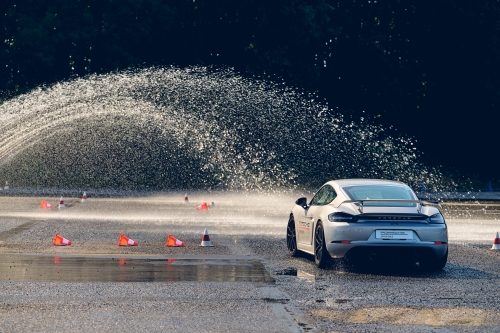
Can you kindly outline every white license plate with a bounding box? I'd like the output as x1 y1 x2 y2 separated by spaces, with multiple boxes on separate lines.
376 230 413 240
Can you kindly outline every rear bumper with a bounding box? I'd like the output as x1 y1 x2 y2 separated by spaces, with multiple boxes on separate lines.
325 223 447 259
327 242 448 260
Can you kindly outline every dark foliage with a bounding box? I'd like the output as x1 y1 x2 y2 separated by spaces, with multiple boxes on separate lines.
1 0 499 178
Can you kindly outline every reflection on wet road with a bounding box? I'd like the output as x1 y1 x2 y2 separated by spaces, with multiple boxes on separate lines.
0 254 274 283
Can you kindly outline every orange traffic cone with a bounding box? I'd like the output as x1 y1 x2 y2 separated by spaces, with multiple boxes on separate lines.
118 233 138 246
165 234 185 247
82 192 88 202
52 233 71 246
492 232 500 250
40 200 53 209
58 196 65 209
184 193 189 204
3 181 9 190
200 228 213 247
196 202 209 210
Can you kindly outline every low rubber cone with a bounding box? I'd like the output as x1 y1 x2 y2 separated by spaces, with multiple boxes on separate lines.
4 181 9 190
118 233 138 246
196 202 209 210
82 192 88 202
58 196 65 209
492 232 500 250
184 193 189 204
200 228 213 247
40 200 53 209
52 233 71 246
165 234 185 247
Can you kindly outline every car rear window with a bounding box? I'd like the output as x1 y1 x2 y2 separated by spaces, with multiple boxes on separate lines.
342 185 416 207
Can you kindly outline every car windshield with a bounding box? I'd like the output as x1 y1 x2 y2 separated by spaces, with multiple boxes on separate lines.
342 185 416 207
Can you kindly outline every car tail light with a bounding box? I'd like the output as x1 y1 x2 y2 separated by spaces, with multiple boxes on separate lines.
328 212 357 222
428 213 445 224
434 241 447 245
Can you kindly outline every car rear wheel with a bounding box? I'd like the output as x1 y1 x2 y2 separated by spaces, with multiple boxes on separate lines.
314 221 330 268
425 249 448 271
286 215 298 257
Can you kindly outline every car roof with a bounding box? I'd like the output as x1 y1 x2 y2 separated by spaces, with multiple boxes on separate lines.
327 179 408 187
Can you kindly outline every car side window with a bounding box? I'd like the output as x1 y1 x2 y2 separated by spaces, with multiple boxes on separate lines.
310 185 337 206
310 187 326 206
322 186 337 205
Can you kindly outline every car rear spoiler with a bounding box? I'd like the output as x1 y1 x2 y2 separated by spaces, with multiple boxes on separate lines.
336 199 442 214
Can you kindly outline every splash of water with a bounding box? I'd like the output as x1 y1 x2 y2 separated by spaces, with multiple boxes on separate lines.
0 66 442 190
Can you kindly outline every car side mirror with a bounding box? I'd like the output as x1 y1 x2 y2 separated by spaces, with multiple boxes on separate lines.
295 197 308 209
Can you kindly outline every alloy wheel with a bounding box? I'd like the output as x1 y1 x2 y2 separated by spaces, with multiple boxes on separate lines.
314 221 329 268
286 216 298 257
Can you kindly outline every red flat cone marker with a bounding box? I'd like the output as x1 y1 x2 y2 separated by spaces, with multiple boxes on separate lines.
58 196 65 209
165 234 185 247
492 232 500 250
82 192 88 202
52 233 71 246
40 200 53 209
118 233 138 246
184 193 189 204
200 228 213 247
196 202 209 211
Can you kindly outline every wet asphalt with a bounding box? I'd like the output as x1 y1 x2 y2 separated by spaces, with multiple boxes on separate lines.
0 193 500 332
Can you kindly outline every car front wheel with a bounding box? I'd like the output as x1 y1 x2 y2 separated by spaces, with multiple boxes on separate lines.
286 215 298 257
314 221 330 268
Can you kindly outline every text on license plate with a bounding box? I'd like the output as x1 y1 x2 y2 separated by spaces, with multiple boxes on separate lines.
376 230 413 240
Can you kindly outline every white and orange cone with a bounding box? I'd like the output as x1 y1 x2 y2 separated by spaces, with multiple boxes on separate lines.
492 232 500 250
52 233 71 246
40 200 53 209
118 233 138 246
184 193 189 204
82 192 88 202
200 228 213 247
58 196 65 209
3 181 9 190
196 202 209 211
165 234 185 247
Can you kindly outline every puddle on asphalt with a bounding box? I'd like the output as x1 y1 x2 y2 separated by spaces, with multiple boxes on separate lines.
0 255 274 283
275 268 298 276
275 268 316 280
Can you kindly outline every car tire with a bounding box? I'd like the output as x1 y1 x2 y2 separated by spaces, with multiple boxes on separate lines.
423 249 448 272
314 221 330 268
286 215 299 257
432 249 448 271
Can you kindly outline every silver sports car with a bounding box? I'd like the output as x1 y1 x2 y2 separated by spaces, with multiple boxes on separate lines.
287 179 448 270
